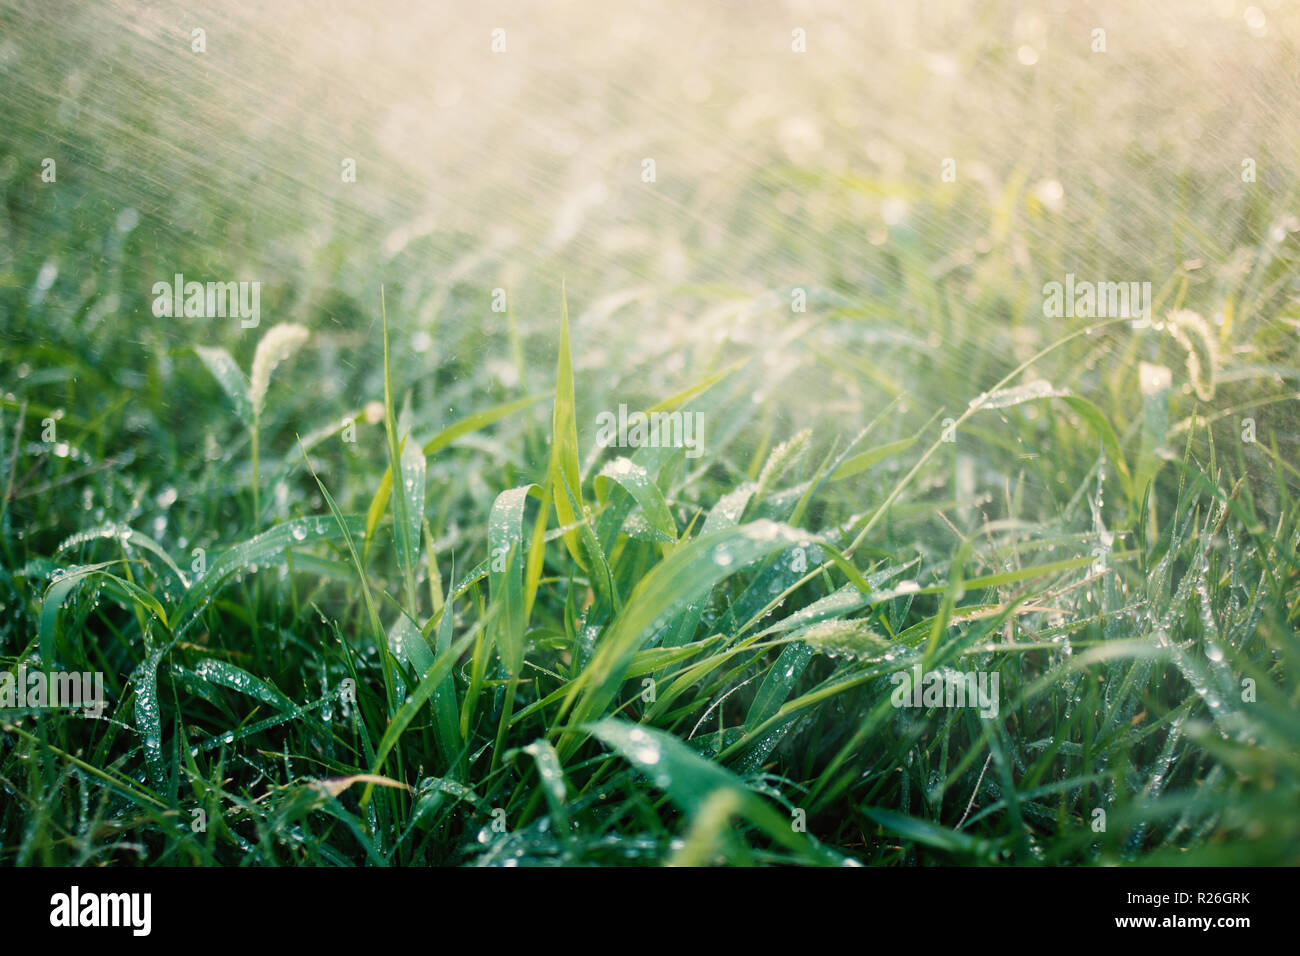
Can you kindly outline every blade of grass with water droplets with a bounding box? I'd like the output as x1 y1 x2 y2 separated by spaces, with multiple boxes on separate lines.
862 806 998 861
1060 396 1134 503
40 565 166 665
830 436 918 482
423 393 547 457
390 610 435 677
56 523 189 588
843 320 1132 558
588 718 737 811
363 622 484 805
205 660 322 725
645 358 748 414
549 283 586 568
194 346 252 425
559 520 815 755
488 485 541 678
379 292 420 612
362 393 546 563
587 718 846 864
317 477 393 703
134 642 167 787
745 642 816 733
594 457 677 544
488 485 543 769
517 739 569 833
430 582 465 778
173 514 364 634
395 435 426 610
659 482 756 648
193 691 337 753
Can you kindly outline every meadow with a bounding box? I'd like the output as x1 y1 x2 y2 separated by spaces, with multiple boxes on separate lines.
1 0 1298 866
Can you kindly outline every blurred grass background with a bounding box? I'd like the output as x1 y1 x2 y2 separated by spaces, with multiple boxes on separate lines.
4 0 1298 439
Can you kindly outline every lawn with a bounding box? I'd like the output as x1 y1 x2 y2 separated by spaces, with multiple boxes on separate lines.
1 0 1298 866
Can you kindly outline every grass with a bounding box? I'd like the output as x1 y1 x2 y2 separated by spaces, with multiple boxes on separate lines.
1 0 1299 866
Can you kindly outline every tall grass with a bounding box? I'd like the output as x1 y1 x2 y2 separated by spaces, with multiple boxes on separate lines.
1 0 1297 865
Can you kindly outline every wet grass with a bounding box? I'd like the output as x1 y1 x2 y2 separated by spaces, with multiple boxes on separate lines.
1 0 1299 866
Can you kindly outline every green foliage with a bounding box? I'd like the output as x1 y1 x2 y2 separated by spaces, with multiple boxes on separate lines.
1 0 1298 867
